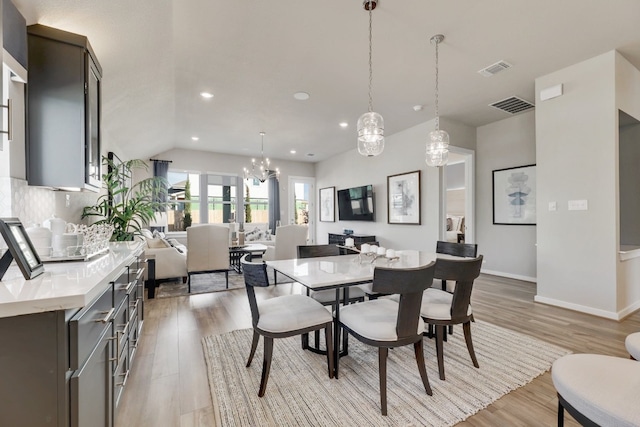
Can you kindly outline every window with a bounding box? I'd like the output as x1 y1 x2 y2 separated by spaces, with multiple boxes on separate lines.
243 179 269 223
166 172 200 231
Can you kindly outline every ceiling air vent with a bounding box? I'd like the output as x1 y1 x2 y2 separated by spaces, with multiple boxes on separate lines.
489 96 535 115
478 60 512 77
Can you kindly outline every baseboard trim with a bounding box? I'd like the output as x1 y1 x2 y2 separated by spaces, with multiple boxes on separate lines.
533 295 621 320
618 299 640 320
481 269 537 283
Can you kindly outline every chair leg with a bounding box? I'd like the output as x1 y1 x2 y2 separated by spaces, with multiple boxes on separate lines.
413 340 432 396
246 330 260 367
187 273 192 293
558 399 564 427
378 347 388 416
325 325 334 379
273 270 277 285
435 325 446 380
258 337 274 397
314 330 321 348
463 321 479 368
225 270 229 289
301 333 309 350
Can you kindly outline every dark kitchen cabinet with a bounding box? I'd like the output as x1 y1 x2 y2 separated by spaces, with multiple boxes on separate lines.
27 24 102 191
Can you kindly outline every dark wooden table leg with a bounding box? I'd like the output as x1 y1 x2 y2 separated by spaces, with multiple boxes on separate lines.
334 287 341 379
145 258 156 299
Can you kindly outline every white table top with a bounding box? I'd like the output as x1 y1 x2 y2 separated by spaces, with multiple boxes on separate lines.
0 242 143 319
266 250 445 291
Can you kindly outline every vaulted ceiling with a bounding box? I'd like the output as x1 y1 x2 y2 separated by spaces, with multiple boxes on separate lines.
12 0 640 162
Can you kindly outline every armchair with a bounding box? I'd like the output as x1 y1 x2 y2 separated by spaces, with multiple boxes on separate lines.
186 224 230 292
262 224 308 283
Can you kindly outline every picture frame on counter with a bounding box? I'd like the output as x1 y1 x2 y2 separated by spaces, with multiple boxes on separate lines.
0 218 45 280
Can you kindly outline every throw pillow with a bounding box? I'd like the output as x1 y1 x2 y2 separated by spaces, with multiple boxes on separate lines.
446 218 452 231
152 230 166 239
141 229 154 240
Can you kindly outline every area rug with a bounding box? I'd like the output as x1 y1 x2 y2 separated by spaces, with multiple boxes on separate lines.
156 267 290 298
202 321 570 426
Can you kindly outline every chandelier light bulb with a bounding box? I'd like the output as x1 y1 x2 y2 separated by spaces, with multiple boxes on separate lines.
425 34 449 167
243 132 280 182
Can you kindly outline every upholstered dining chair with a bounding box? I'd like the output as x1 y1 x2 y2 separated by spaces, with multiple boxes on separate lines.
186 224 230 292
336 262 436 415
625 332 640 360
241 255 334 397
262 224 308 284
552 353 640 426
435 240 478 292
420 255 483 380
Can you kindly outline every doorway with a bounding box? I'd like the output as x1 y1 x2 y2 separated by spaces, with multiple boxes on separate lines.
287 176 316 244
442 148 475 244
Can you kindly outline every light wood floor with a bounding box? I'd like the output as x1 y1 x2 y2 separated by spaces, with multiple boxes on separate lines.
115 274 640 427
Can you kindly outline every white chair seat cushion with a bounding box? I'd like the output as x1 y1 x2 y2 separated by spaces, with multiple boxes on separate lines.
552 354 640 426
310 287 366 304
338 299 424 341
420 288 471 320
625 332 640 360
257 295 332 334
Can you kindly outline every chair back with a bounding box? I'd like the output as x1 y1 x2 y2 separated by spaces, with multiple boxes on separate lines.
436 240 478 258
186 224 230 272
372 262 436 340
434 256 483 322
273 225 308 260
241 254 270 326
297 244 341 259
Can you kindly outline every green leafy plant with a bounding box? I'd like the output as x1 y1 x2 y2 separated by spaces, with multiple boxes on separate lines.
244 184 252 223
82 156 167 241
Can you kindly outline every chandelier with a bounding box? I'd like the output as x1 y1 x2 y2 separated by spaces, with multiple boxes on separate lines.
425 34 449 167
243 132 280 183
357 0 384 157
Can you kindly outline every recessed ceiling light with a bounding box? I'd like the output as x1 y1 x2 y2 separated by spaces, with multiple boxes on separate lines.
290 150 296 154
200 92 214 99
293 92 310 101
191 136 199 141
339 122 348 128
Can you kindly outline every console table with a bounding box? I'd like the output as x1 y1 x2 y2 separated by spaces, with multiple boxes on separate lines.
328 233 376 248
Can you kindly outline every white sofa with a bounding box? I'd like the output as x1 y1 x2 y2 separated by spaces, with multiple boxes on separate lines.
139 229 188 282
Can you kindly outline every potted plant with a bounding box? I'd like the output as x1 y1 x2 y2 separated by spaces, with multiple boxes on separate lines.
82 156 167 241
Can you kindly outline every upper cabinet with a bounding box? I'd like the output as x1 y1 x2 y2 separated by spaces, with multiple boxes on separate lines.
27 24 102 191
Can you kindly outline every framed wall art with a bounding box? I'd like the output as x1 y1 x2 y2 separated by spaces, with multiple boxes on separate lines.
319 186 335 222
492 164 536 225
0 218 45 280
387 170 421 225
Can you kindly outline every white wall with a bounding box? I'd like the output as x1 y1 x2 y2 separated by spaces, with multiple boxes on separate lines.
476 111 537 281
315 117 475 251
535 50 640 319
148 148 316 227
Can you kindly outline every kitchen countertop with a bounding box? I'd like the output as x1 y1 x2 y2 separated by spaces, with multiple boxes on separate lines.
0 242 143 319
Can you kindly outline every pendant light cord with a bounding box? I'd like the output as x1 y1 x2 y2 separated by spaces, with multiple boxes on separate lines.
368 5 373 113
434 37 440 131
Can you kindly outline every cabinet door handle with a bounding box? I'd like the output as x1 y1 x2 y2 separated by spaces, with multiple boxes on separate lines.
1 99 12 140
95 307 115 323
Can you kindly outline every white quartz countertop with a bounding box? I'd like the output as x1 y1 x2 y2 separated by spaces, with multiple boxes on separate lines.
0 242 143 318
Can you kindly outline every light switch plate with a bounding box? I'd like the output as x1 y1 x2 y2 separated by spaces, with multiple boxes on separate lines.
568 199 588 211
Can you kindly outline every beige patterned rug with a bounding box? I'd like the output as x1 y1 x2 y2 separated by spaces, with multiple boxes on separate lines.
202 321 570 426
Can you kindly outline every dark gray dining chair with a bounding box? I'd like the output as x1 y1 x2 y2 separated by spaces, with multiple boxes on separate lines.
420 256 483 380
336 262 436 415
241 255 334 396
435 240 478 292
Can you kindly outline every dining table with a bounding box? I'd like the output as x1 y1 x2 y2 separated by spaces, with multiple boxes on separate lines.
266 250 449 378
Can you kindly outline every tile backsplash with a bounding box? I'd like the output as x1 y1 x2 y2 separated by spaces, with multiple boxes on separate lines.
0 177 99 227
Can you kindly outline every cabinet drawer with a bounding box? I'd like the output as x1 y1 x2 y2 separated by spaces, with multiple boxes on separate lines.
113 297 129 362
113 267 132 310
128 314 139 363
69 285 114 370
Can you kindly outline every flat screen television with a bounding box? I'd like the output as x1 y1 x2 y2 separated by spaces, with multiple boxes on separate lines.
337 185 374 221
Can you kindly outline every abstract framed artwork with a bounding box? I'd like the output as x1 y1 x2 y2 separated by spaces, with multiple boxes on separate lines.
387 170 421 225
319 186 335 222
492 164 536 225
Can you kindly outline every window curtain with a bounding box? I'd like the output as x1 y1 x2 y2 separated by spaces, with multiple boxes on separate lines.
152 160 170 211
268 173 280 233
